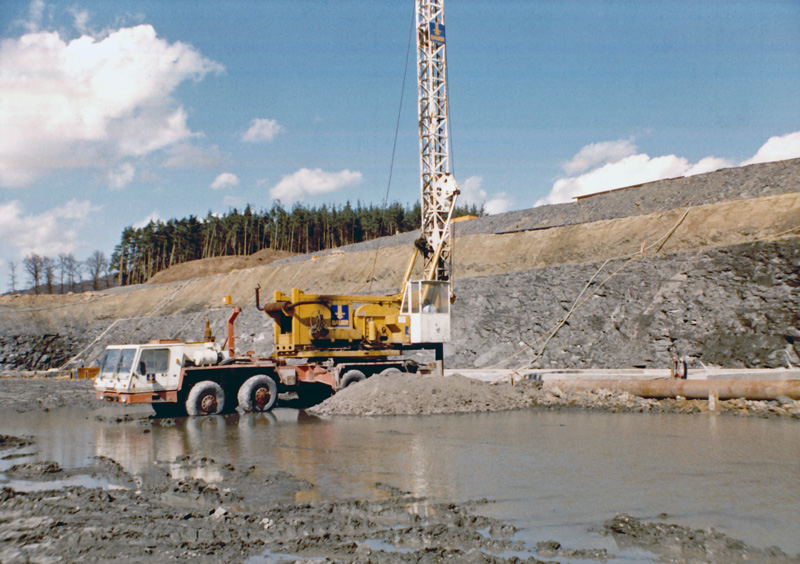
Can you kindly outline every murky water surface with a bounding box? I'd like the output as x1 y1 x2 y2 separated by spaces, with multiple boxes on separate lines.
2 408 799 559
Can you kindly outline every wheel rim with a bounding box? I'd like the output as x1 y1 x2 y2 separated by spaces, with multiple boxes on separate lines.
253 386 271 410
199 391 218 414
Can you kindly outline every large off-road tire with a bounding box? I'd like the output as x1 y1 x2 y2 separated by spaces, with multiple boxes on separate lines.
339 369 366 390
379 367 403 378
185 380 225 416
237 375 278 413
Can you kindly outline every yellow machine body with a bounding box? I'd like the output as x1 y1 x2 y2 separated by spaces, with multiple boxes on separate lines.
264 288 411 359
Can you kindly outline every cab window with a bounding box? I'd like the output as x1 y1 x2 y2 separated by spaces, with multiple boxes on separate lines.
138 348 170 375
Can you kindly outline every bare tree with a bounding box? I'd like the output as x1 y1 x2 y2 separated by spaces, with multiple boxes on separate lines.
59 253 78 292
23 253 43 295
102 256 113 288
7 259 17 293
85 250 109 291
74 261 84 291
58 253 67 293
42 256 56 294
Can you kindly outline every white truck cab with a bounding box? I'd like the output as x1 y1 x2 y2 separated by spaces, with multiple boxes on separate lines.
94 341 222 405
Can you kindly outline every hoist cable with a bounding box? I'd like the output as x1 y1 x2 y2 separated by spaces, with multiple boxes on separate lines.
368 12 415 292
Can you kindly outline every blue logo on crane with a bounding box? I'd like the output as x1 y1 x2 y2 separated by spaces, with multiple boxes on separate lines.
429 22 445 44
331 304 350 327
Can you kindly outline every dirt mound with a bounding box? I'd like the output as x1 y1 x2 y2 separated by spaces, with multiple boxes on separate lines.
146 248 296 285
309 373 528 416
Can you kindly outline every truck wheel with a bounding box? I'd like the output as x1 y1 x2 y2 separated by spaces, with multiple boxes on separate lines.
237 375 278 413
379 367 403 377
340 369 366 390
186 381 225 416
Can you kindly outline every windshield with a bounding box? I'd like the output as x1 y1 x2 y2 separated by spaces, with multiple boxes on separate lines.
98 348 137 379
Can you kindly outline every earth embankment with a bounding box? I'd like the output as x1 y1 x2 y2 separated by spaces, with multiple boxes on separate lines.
1 159 798 371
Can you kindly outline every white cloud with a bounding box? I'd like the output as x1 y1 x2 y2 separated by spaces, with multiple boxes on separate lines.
132 210 163 229
0 198 99 257
0 23 223 188
270 168 362 203
484 194 514 215
538 140 734 205
685 156 733 176
541 131 800 206
459 176 512 215
562 139 637 175
211 172 240 190
242 118 283 143
107 162 135 190
742 131 800 166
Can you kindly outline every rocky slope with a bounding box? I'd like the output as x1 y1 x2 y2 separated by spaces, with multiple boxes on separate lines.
1 158 798 371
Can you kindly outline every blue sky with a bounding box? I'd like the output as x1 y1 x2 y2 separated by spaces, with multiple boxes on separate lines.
1 0 799 291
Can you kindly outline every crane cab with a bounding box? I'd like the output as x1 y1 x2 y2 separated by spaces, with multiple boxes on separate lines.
402 280 451 343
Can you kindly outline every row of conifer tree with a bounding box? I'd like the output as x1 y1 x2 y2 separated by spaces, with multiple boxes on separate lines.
111 201 481 286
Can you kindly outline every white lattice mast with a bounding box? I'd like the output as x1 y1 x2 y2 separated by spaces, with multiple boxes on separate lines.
416 0 459 283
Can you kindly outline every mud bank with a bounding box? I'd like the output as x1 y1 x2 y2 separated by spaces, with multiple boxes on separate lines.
601 514 800 564
0 434 570 564
2 432 798 564
309 373 800 419
0 376 96 413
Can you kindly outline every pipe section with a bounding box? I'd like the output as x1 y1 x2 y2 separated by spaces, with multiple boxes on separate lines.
544 378 800 401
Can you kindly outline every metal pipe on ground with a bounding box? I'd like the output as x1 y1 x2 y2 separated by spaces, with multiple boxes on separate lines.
543 379 800 401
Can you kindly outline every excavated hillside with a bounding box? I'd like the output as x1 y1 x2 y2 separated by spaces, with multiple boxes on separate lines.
1 158 798 371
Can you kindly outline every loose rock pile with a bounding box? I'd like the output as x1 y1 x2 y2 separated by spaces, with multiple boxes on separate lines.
0 334 83 372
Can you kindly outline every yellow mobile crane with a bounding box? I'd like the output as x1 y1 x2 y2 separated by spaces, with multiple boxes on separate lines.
95 1 459 416
256 0 459 378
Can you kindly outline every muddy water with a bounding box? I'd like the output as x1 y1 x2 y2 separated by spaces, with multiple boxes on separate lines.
2 408 799 557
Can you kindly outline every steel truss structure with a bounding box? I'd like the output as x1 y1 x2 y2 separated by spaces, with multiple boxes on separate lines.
415 0 459 284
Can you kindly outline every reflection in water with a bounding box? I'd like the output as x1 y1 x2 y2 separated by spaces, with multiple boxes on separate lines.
1 408 798 555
